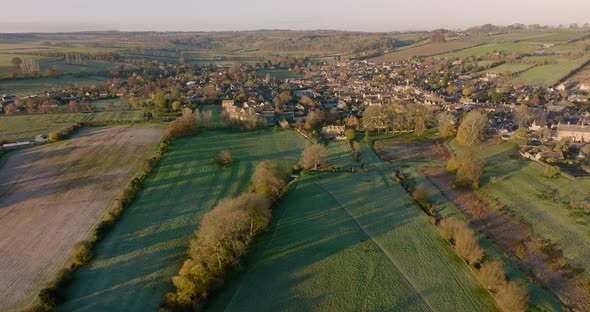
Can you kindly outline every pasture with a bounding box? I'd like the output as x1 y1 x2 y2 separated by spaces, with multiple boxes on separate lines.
0 75 109 97
257 69 302 80
439 42 537 59
211 167 499 311
369 41 475 63
511 55 590 86
482 63 536 74
0 126 165 311
469 142 590 280
0 111 145 142
371 136 565 311
57 129 309 312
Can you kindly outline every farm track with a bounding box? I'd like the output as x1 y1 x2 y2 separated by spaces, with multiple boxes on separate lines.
0 126 164 312
314 180 434 312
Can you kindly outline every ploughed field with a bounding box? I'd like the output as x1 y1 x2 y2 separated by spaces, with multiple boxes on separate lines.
0 126 164 311
57 129 309 312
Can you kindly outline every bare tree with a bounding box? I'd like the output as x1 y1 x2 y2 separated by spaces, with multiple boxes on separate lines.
300 143 327 170
479 261 506 292
457 110 488 146
436 111 455 138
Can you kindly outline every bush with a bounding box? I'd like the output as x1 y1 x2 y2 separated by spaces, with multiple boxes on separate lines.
71 241 93 267
48 132 60 142
250 161 286 200
542 165 560 178
455 226 484 265
216 150 233 166
479 261 506 292
438 217 463 241
496 282 529 312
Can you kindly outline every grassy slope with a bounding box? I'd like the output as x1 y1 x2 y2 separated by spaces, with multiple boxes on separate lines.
211 140 498 312
0 75 108 97
57 129 308 312
512 55 590 86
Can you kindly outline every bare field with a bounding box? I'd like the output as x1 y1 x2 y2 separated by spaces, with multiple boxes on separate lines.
369 41 475 63
0 126 164 311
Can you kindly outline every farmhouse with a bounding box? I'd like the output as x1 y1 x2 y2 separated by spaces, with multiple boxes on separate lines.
556 123 590 142
321 125 346 140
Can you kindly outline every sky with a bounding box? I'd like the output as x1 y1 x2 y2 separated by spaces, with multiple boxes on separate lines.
1 0 589 33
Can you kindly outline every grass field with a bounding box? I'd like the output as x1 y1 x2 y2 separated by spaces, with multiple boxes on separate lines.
440 42 538 58
211 146 499 311
483 63 536 74
257 69 302 80
0 111 145 142
369 41 475 63
512 55 590 86
450 141 590 279
0 75 109 97
0 126 165 311
57 129 309 312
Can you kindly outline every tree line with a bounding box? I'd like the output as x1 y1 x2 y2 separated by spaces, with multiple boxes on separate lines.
163 161 287 311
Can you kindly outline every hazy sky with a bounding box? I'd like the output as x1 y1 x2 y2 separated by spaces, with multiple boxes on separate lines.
1 0 589 33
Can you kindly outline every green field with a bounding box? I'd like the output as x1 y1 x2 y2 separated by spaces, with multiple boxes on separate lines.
440 42 538 58
512 55 590 86
483 63 536 74
57 129 309 312
258 69 302 80
455 142 590 280
0 75 109 97
211 147 499 311
370 134 565 311
0 111 144 142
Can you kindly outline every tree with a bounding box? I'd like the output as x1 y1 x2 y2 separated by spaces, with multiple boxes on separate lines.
345 129 356 141
449 149 484 189
510 128 528 145
496 282 529 312
479 261 505 292
436 111 455 139
216 150 233 166
454 225 484 265
457 110 488 146
300 144 327 170
250 160 286 200
10 57 22 67
171 101 181 111
513 105 536 128
4 103 17 115
306 109 325 128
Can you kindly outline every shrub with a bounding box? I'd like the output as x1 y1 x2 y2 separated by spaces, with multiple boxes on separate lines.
70 241 93 267
216 150 233 166
48 132 60 142
438 217 463 241
542 165 560 178
250 161 286 200
479 260 506 292
496 282 529 312
455 226 484 265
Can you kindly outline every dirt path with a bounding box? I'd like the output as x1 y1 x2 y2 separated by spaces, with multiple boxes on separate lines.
424 167 590 311
0 126 164 312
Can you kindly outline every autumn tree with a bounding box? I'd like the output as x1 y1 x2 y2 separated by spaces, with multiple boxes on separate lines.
479 261 506 292
10 57 22 67
216 150 233 166
306 109 325 128
448 149 484 189
457 110 488 146
513 105 536 128
496 282 529 312
436 111 455 138
510 128 529 145
300 143 327 170
250 160 287 200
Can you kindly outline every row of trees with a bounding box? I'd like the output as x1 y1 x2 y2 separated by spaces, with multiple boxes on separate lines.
362 103 431 135
166 108 213 138
164 161 287 310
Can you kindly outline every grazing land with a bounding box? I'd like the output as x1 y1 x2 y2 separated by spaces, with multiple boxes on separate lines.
465 142 590 279
0 111 144 142
482 63 536 74
0 75 109 97
511 55 590 86
369 41 475 63
211 146 498 312
57 129 308 312
0 126 165 311
372 135 566 311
